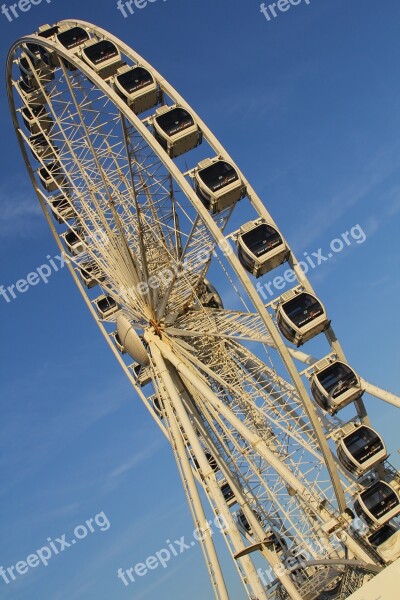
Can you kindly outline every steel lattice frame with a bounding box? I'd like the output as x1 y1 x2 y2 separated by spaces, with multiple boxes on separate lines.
6 20 400 600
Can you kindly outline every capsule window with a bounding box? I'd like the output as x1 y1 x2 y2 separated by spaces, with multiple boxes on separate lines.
95 295 119 319
195 159 245 213
337 425 387 475
115 66 159 114
117 66 154 95
156 107 194 137
82 40 121 78
22 105 52 134
65 228 85 253
80 262 104 288
355 481 400 525
237 222 287 277
153 106 201 158
39 162 66 192
368 524 397 548
221 483 235 504
311 361 362 413
58 27 89 50
276 291 329 345
30 133 58 160
50 196 75 223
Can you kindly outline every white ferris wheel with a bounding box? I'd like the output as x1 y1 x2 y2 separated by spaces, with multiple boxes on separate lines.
6 19 400 600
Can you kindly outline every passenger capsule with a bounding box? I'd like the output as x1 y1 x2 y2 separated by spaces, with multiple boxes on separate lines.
193 451 219 473
276 289 330 346
310 359 363 414
95 295 119 319
153 105 201 158
336 424 387 476
194 158 246 214
24 43 42 62
36 24 61 67
39 162 67 192
17 79 46 105
221 482 236 505
237 509 263 534
237 221 289 277
19 54 54 87
80 262 104 288
30 133 58 160
368 524 400 562
82 40 122 79
64 228 85 254
354 481 400 526
113 331 126 354
58 26 89 50
22 105 52 135
153 395 164 418
50 196 75 224
115 65 160 114
200 279 224 310
38 162 66 193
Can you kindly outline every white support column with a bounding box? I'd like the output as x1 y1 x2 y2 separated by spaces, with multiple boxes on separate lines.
150 341 270 600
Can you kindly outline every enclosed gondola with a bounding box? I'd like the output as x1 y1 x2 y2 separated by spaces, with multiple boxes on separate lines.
82 40 122 79
22 105 52 135
50 196 75 223
354 481 400 526
80 262 104 289
368 524 400 562
64 228 85 254
30 133 58 161
237 220 289 277
113 331 126 354
19 54 54 87
114 65 160 114
220 482 236 505
276 289 330 346
39 162 67 192
152 395 164 418
36 25 61 67
237 509 263 534
310 358 363 414
336 424 387 476
152 105 201 158
194 157 246 214
58 26 89 50
17 79 46 105
95 295 119 319
193 451 219 473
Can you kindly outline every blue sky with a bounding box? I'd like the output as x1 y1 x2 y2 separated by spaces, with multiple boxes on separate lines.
0 0 400 598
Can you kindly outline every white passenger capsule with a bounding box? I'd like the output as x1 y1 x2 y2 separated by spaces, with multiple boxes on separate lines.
81 40 122 79
336 423 387 476
194 158 246 214
94 295 119 319
276 289 330 346
115 65 160 114
310 359 363 414
354 481 400 526
237 220 289 277
153 105 201 158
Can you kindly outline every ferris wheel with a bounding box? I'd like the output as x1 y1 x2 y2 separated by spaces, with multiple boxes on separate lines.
6 20 400 600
